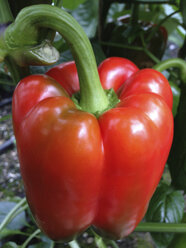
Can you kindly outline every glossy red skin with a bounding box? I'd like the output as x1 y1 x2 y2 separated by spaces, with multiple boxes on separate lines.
98 57 139 91
13 77 104 240
94 93 173 237
46 57 139 95
46 61 79 96
12 57 173 240
119 68 173 109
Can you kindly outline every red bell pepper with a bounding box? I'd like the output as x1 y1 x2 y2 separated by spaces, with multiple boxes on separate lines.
13 57 173 240
10 5 173 242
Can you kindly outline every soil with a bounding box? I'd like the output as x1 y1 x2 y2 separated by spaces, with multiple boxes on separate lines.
0 102 24 199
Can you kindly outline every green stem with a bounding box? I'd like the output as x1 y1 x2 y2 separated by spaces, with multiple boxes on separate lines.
130 3 139 26
140 33 161 64
91 230 107 248
5 56 30 84
0 80 15 86
110 0 177 4
49 241 55 248
146 10 179 43
101 41 144 51
11 204 28 220
144 48 161 64
101 41 161 64
108 240 119 248
68 240 81 248
3 5 109 114
0 198 27 232
0 0 13 23
0 114 12 122
21 229 41 248
153 58 186 83
98 0 111 41
94 236 107 248
135 222 186 233
54 0 63 8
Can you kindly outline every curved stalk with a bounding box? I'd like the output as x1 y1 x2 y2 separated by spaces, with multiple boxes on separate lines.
2 5 109 114
21 229 41 248
153 58 186 83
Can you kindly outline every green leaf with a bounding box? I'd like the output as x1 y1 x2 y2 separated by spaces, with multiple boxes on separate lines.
168 213 186 248
107 3 126 22
71 0 99 38
91 42 106 65
163 17 181 35
169 81 181 117
2 242 19 248
146 183 184 248
180 0 186 27
28 242 52 248
0 201 27 231
168 81 186 191
62 0 86 10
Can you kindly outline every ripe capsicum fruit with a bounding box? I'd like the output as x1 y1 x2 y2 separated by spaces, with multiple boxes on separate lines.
9 5 173 241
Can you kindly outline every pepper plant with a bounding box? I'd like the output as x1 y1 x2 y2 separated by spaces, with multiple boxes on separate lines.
0 0 186 248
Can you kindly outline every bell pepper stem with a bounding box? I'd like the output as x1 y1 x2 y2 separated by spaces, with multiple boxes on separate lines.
153 58 186 83
2 5 109 114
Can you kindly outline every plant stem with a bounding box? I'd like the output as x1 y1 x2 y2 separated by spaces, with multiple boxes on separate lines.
101 41 161 64
94 235 107 248
54 0 63 8
98 0 111 41
49 241 55 248
68 240 81 248
135 222 186 233
130 3 139 26
3 5 109 114
4 56 30 84
21 229 41 248
108 240 119 248
0 197 27 232
140 33 161 64
153 58 186 83
91 229 108 248
144 48 160 64
101 41 144 51
147 10 179 43
0 0 13 23
110 0 177 4
0 114 12 122
11 204 28 220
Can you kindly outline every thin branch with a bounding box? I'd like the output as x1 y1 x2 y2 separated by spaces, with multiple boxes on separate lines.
21 229 41 248
135 222 186 233
0 198 27 232
110 0 177 5
68 240 81 248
